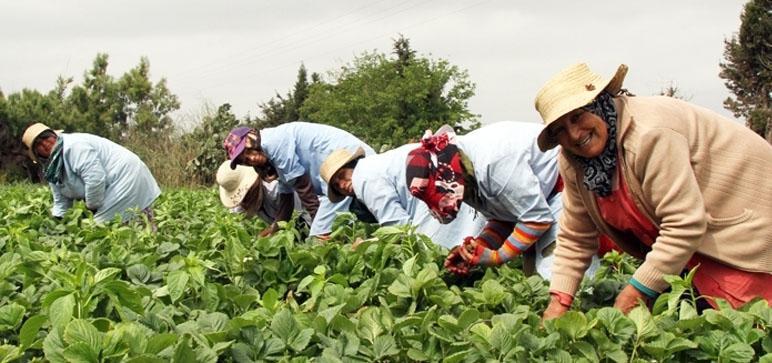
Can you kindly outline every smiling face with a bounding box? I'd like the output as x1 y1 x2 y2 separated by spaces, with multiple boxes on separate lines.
548 108 609 158
330 166 355 197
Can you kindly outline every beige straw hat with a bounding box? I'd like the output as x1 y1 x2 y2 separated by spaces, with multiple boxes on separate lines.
534 63 628 151
21 122 62 162
216 160 260 208
320 147 365 203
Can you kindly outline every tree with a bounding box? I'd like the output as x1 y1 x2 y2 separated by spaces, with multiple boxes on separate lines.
184 103 244 184
658 81 692 101
719 0 771 143
300 35 478 149
257 63 313 128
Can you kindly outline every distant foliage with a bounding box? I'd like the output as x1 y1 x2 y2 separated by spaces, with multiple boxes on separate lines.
257 63 317 128
300 35 479 150
184 103 246 185
0 54 180 182
719 0 771 143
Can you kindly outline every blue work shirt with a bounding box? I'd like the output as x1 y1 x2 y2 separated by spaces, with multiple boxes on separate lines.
456 121 561 224
49 133 161 223
259 122 375 235
352 143 486 248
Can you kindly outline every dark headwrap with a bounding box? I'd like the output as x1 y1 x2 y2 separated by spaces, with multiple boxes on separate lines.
577 91 618 196
405 127 465 224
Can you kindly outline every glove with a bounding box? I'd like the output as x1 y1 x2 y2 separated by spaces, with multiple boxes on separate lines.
444 236 476 276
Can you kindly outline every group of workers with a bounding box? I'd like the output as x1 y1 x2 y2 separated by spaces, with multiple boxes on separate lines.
22 63 772 319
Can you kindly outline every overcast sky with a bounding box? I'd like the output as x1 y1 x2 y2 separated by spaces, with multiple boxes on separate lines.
1 0 748 128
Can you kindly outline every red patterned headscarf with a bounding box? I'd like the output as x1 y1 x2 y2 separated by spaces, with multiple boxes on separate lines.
405 126 465 224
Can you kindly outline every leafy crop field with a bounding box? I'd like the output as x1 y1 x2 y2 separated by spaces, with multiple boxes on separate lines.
0 185 770 362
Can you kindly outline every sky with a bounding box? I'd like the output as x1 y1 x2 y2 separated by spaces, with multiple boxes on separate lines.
0 0 748 128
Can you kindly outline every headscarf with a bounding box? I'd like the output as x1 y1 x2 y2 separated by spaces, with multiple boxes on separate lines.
577 91 618 196
44 137 65 184
405 127 465 224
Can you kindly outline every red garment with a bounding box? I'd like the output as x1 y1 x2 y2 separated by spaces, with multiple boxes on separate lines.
595 165 772 309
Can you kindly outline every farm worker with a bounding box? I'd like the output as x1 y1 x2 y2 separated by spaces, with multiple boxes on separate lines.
535 63 772 319
215 160 311 236
223 122 375 237
21 122 161 228
319 143 487 248
405 121 599 280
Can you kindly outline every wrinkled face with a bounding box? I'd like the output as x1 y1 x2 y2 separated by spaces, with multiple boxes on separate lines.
239 148 269 167
33 135 57 159
549 109 608 158
330 167 355 197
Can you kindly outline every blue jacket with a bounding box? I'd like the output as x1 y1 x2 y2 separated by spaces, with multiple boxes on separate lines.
50 133 161 222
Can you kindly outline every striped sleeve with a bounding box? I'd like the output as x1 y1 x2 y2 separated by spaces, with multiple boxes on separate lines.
476 221 551 266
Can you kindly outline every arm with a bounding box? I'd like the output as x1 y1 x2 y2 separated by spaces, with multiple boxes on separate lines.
260 192 295 237
628 128 706 293
360 178 412 226
548 157 602 297
290 173 319 220
50 183 73 218
463 220 552 266
70 144 107 211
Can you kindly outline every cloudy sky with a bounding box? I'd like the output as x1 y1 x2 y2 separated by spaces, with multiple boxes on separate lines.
1 0 747 127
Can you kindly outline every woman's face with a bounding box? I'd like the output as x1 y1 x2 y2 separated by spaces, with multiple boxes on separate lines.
239 149 269 167
330 167 355 197
549 108 609 158
34 135 57 159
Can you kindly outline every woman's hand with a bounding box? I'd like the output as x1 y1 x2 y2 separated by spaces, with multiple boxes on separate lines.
458 237 482 265
542 294 570 321
444 244 472 276
614 284 650 314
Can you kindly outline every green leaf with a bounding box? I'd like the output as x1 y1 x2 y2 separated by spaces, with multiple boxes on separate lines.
481 280 506 305
288 328 314 352
19 314 48 348
596 307 634 342
62 341 99 363
457 309 480 330
43 328 66 363
64 319 102 353
271 309 297 343
0 303 25 331
442 349 473 363
628 306 657 339
49 293 75 331
372 334 399 359
93 267 121 285
167 270 189 303
719 342 754 363
553 311 589 340
173 335 197 363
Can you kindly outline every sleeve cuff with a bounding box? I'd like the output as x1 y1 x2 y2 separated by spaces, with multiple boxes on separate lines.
629 278 659 298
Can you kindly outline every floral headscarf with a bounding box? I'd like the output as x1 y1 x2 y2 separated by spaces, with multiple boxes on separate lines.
405 126 465 224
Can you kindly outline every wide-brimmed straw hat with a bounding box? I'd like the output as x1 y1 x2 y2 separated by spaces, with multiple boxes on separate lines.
320 147 366 203
21 122 62 162
534 63 628 151
216 160 260 208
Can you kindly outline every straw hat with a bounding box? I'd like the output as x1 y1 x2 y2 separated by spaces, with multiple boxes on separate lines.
21 122 61 162
320 147 365 203
534 63 628 151
216 160 260 208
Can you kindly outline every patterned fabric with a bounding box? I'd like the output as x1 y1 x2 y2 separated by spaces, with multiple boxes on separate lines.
223 126 260 167
577 92 618 197
44 137 65 184
405 129 465 224
471 220 552 266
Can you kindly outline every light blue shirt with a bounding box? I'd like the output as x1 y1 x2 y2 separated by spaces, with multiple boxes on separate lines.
352 144 486 248
259 122 375 235
456 121 561 224
49 133 161 223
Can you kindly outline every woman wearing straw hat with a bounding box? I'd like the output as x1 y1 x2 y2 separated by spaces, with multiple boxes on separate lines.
223 122 375 238
404 122 601 279
535 63 772 319
215 160 310 236
21 122 161 227
319 143 486 249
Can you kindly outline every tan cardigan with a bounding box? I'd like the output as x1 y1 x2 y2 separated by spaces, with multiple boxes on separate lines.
550 96 772 296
